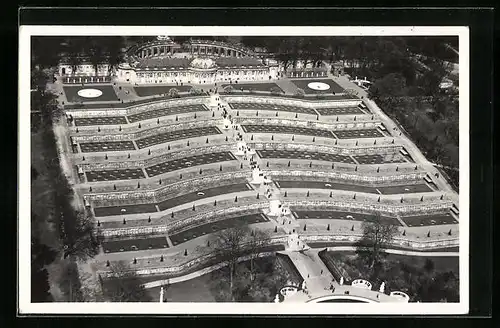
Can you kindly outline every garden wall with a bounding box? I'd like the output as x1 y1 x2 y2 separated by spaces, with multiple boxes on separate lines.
233 117 379 131
251 142 402 156
78 144 234 171
64 97 209 118
223 95 361 108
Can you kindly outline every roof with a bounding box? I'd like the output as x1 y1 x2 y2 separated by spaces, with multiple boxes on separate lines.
215 57 265 68
134 57 190 69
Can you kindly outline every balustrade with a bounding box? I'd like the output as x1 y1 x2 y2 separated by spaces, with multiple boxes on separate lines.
251 142 401 156
285 199 453 216
86 172 250 205
233 117 378 132
64 97 208 118
78 144 234 172
223 95 361 108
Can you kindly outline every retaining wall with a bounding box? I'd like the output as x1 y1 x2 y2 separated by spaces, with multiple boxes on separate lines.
286 199 453 216
223 95 362 108
78 144 234 171
72 119 218 143
64 97 209 118
252 142 402 156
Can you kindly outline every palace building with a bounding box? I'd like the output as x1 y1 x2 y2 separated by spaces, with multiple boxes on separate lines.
58 36 280 85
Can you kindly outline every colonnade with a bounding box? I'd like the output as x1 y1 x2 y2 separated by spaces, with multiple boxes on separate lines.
139 45 180 58
137 44 248 58
191 45 245 57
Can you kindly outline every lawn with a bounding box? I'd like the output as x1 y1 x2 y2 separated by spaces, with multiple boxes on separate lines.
134 85 192 97
221 83 283 93
102 236 169 253
147 273 216 302
324 251 459 281
321 250 459 302
145 256 294 302
169 213 269 246
291 79 345 94
63 85 118 102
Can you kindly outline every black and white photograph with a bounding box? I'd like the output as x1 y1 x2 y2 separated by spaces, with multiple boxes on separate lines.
19 24 469 315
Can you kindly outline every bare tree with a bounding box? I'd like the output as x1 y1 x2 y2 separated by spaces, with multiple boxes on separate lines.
247 229 271 281
209 225 251 300
100 261 151 302
63 212 100 261
355 212 399 269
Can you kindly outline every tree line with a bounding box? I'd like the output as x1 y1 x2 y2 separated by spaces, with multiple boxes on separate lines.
31 36 126 75
239 36 458 73
30 67 101 302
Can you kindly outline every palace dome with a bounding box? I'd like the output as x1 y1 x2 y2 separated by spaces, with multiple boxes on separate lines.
157 35 172 41
190 57 216 69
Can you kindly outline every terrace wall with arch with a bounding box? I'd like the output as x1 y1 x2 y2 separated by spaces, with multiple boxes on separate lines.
71 119 218 143
99 202 269 238
286 199 453 217
86 171 251 207
302 234 459 250
266 170 427 186
97 197 452 239
251 142 402 156
70 113 216 135
84 169 429 209
233 117 380 131
78 144 234 171
98 236 286 278
64 97 209 118
222 95 362 108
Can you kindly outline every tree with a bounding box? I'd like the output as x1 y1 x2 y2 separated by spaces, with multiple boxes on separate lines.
355 212 399 270
368 72 407 100
31 36 66 70
100 261 152 302
59 261 84 302
424 258 435 273
31 265 52 302
168 87 179 98
189 87 203 96
209 225 251 300
344 88 358 98
31 68 51 92
247 229 270 281
85 37 107 76
31 237 58 302
103 36 126 74
294 88 305 98
63 212 100 261
64 37 86 75
31 167 39 181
